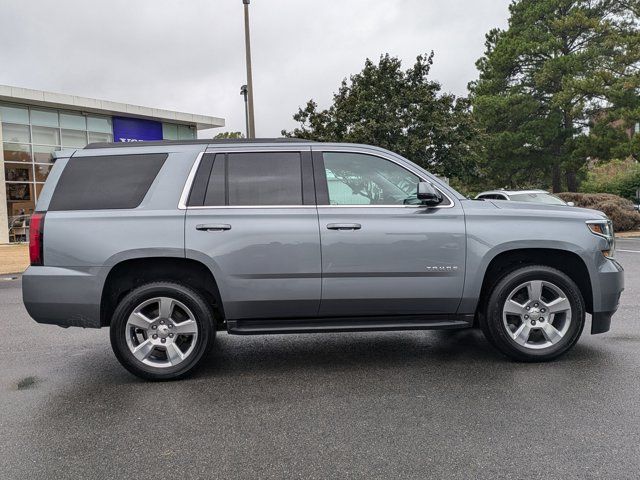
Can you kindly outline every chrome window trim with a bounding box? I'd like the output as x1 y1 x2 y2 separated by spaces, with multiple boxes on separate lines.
178 151 205 210
184 205 317 210
178 146 456 210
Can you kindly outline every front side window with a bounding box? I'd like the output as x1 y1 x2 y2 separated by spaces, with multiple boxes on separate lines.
322 152 421 206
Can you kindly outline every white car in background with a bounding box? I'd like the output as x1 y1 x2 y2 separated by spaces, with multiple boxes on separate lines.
475 189 574 206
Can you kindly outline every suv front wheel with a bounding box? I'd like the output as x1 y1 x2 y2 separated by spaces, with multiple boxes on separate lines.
110 282 215 380
482 265 585 361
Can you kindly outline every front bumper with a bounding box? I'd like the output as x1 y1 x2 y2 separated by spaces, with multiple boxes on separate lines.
22 266 104 328
591 258 624 334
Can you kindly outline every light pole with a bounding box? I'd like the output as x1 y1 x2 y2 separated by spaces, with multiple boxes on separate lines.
240 84 249 138
242 0 256 138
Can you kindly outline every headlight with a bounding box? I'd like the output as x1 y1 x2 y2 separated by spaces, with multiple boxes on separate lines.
587 219 615 258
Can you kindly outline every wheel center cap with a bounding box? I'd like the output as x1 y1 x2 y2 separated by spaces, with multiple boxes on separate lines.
157 325 170 338
529 308 542 321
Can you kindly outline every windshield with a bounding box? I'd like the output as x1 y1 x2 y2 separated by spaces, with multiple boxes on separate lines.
508 193 567 205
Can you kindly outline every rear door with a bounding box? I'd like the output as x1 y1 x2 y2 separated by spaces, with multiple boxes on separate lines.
313 147 466 317
184 146 321 320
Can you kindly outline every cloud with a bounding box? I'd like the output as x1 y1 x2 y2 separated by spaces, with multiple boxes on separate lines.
0 0 510 137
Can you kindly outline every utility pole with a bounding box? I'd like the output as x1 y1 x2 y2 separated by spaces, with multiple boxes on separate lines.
242 0 256 138
240 84 249 138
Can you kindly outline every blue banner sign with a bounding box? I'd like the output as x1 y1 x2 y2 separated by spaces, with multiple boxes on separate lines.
112 116 163 142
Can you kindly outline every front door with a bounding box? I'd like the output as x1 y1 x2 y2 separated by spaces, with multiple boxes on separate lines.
314 148 466 317
185 147 321 320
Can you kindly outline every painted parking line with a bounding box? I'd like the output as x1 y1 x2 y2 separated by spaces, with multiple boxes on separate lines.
618 249 640 253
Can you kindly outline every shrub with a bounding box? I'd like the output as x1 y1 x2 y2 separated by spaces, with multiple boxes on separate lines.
580 159 640 200
557 192 640 232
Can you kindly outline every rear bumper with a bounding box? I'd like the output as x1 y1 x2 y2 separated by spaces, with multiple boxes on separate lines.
591 258 624 334
22 266 103 328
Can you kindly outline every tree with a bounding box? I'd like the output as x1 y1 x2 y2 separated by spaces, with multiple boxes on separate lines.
214 131 244 139
283 53 482 183
470 0 640 192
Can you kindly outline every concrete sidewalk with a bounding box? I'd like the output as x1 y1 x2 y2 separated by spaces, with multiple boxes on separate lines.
616 230 640 238
0 244 28 275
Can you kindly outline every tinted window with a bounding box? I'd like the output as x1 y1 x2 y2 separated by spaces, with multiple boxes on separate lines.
228 152 302 206
187 153 215 206
199 152 303 206
203 154 226 206
49 153 167 211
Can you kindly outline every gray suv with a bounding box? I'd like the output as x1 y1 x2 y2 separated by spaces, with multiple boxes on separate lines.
22 139 624 380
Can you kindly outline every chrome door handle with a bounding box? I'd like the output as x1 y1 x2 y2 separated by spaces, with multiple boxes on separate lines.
326 223 361 231
196 224 231 232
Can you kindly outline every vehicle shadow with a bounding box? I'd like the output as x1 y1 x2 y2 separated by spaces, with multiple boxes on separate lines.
196 328 499 377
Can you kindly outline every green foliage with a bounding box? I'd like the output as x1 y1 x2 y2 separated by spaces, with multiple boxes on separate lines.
471 0 640 192
580 158 640 199
557 191 640 231
282 53 483 183
214 131 244 139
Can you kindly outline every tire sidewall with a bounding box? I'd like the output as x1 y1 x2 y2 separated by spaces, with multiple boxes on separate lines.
486 266 585 361
110 282 214 380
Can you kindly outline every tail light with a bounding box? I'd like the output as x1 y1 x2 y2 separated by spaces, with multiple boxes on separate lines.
29 212 46 266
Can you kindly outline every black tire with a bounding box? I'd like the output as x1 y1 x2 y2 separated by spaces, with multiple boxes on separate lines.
481 265 585 362
110 282 215 381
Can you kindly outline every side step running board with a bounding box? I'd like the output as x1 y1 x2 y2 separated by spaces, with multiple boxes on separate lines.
227 314 473 335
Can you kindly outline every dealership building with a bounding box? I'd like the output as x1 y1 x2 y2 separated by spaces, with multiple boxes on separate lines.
0 84 225 243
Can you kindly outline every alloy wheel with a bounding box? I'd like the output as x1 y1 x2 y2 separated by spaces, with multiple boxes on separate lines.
125 297 199 368
502 280 572 350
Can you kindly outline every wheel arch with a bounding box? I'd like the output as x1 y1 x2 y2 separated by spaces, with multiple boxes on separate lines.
100 257 225 328
476 248 593 321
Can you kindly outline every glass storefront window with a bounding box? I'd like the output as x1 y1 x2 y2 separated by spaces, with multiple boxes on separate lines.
61 129 87 148
30 109 59 127
162 123 178 140
34 164 52 183
5 163 33 182
178 125 195 140
6 182 34 208
2 143 31 162
2 123 30 143
60 112 86 130
88 131 113 143
0 104 29 124
32 126 60 146
33 145 60 163
87 116 112 133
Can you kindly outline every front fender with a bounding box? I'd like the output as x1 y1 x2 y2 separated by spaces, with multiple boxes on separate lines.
458 203 607 315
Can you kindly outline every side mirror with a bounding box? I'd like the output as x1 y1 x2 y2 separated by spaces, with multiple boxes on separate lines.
417 182 443 207
567 202 575 207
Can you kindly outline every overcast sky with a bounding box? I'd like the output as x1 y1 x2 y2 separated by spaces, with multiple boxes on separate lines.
0 0 511 137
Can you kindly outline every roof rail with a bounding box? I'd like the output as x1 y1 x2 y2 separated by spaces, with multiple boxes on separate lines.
84 138 313 149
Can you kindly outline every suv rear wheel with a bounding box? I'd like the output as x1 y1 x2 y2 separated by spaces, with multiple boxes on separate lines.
481 265 585 361
110 282 215 380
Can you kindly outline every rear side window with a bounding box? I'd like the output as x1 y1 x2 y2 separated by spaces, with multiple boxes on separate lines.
227 152 302 206
49 153 167 211
480 194 507 200
190 152 307 207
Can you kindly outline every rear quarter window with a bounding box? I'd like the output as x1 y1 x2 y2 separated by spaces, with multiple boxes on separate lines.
48 153 167 211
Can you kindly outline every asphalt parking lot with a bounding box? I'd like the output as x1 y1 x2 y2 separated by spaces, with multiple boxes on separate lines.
2 241 640 480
